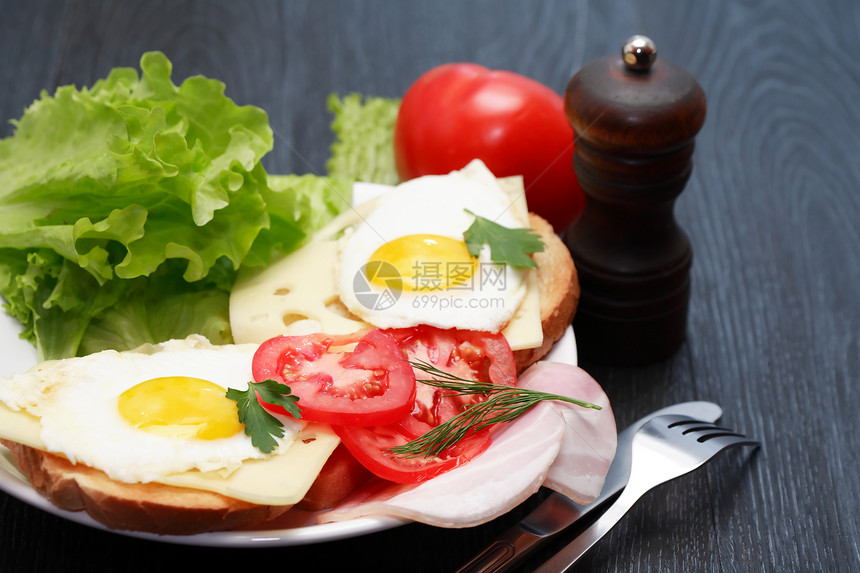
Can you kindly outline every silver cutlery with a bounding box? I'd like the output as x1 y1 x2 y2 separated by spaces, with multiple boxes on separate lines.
534 414 760 572
457 401 723 573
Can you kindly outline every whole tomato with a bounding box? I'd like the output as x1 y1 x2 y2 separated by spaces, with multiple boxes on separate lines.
394 63 584 232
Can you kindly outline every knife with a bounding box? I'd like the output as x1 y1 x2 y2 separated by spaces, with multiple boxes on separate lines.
455 401 723 573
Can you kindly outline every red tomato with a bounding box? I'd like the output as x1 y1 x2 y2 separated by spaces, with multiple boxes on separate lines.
251 329 416 427
394 63 584 232
335 424 491 484
333 326 517 483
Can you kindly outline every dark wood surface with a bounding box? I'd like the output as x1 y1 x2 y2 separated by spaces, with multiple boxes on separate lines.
1 1 858 571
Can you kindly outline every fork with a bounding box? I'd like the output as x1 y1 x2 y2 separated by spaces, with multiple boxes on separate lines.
534 414 760 572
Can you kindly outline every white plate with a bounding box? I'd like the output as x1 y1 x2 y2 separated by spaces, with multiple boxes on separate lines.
0 305 577 547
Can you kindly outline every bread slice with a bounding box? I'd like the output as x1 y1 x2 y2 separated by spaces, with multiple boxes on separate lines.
1 439 294 535
0 214 577 535
512 213 580 371
2 438 374 535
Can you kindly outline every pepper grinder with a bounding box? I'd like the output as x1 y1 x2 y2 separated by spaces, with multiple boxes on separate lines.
564 36 706 365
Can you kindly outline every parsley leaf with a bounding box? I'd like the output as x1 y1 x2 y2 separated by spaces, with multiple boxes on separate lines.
226 380 301 454
462 210 545 269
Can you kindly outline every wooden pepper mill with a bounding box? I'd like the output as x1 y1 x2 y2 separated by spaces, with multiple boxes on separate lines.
564 36 706 365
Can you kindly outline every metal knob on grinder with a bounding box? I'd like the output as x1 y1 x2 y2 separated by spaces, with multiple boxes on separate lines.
564 36 706 365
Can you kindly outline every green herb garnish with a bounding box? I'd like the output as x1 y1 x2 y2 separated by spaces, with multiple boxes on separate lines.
226 380 301 454
391 360 601 459
463 209 545 269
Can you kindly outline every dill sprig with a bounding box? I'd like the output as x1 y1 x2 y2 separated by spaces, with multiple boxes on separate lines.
390 360 602 459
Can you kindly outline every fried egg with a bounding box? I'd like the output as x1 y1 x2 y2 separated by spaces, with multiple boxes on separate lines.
336 161 529 332
0 335 302 484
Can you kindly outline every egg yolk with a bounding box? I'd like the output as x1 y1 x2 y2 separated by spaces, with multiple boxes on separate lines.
369 234 477 292
117 376 243 440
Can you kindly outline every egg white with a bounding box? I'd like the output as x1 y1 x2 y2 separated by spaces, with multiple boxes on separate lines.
336 161 528 332
0 335 302 484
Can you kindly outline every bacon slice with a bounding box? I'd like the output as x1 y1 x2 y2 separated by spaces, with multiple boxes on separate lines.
319 361 616 527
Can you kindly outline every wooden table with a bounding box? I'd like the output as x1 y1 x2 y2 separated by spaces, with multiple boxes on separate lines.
1 1 857 571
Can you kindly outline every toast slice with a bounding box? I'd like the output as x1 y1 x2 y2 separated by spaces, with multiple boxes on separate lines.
1 439 292 535
512 213 580 371
1 437 373 535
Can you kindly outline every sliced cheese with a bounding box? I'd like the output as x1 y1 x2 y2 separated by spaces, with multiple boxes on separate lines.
161 423 339 505
230 240 367 343
0 402 43 450
0 402 339 506
230 164 543 350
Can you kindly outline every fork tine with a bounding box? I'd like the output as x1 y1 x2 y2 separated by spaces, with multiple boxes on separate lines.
667 419 735 436
706 432 761 449
668 419 733 433
688 426 746 439
693 430 761 460
666 418 716 427
663 416 760 458
677 423 733 431
682 425 742 437
665 417 758 445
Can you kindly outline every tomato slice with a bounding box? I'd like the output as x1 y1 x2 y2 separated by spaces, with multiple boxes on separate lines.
251 329 416 426
333 326 517 483
335 423 492 483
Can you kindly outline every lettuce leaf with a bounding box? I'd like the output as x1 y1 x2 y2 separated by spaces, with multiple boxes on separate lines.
326 93 400 185
0 52 350 360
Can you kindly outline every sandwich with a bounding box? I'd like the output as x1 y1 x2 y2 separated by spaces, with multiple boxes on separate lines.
0 162 614 535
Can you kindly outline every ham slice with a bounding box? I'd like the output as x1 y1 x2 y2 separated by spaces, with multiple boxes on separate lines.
320 361 616 527
518 361 617 504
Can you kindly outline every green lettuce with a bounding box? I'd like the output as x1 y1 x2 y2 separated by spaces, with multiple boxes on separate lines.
0 52 350 360
326 93 400 185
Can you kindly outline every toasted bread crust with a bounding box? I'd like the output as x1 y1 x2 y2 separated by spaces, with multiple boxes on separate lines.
1 439 292 535
512 213 580 371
